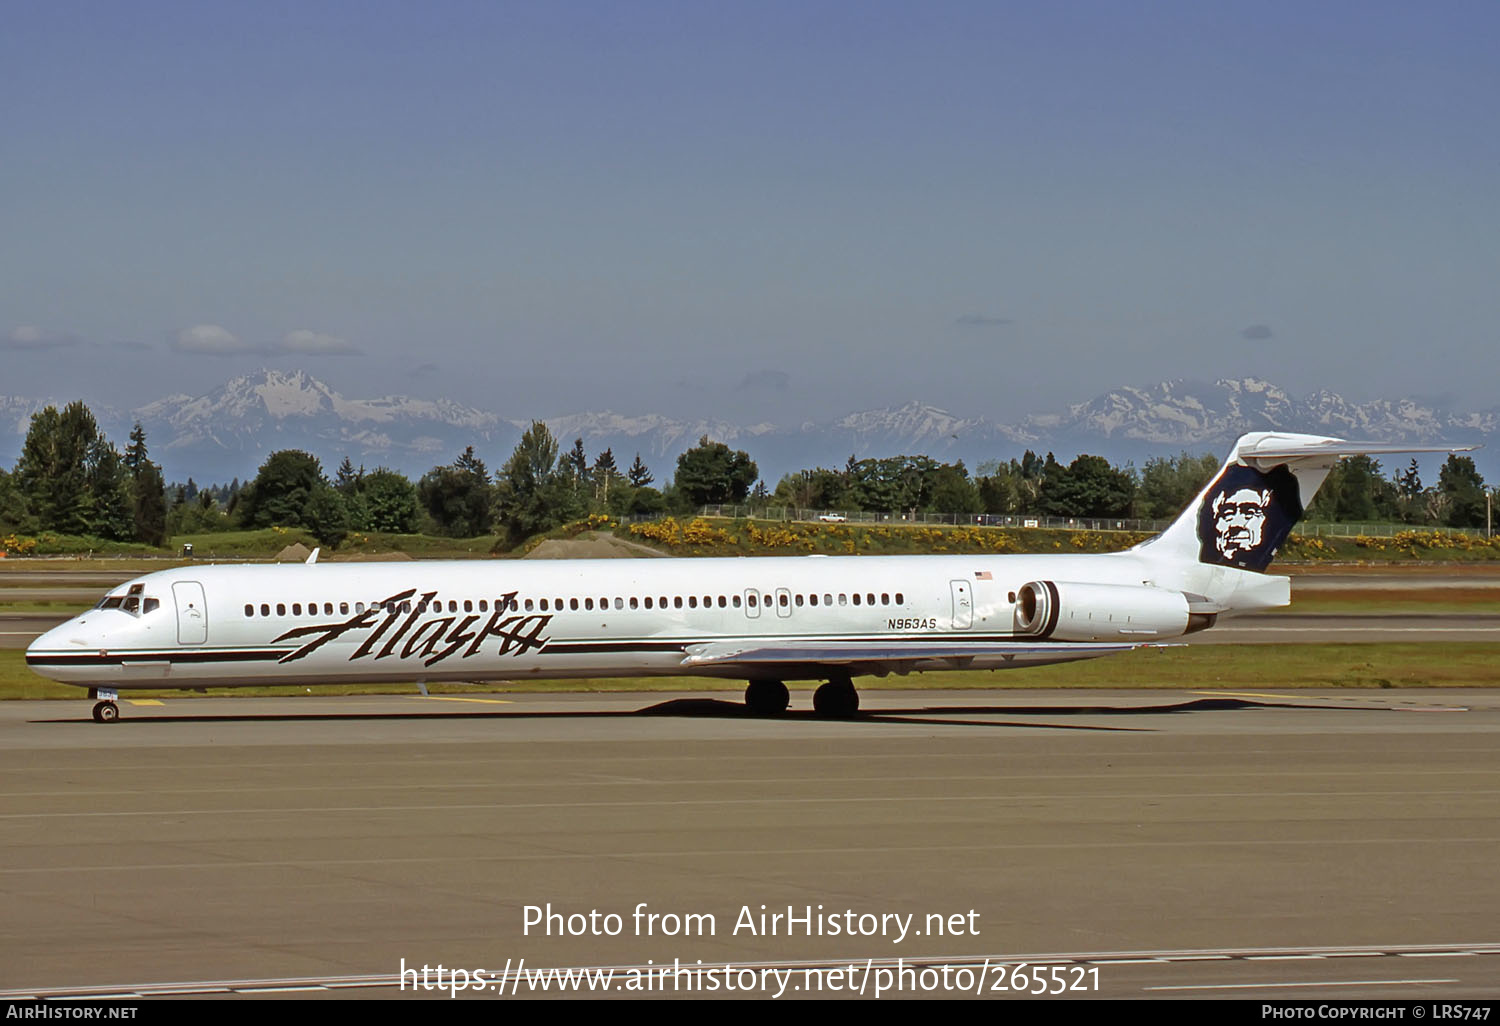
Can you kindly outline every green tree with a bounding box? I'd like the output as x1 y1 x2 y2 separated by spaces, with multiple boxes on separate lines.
15 403 97 534
124 422 150 478
1438 455 1486 528
592 448 622 506
627 453 654 488
928 461 981 515
0 469 35 533
1038 454 1135 518
238 451 329 529
418 449 494 537
674 436 759 506
1134 452 1219 520
352 468 420 533
131 461 168 546
496 421 580 546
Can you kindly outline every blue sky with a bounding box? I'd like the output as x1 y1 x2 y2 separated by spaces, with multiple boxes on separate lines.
3 0 1497 422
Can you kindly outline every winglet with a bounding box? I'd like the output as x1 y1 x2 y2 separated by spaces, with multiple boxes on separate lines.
305 548 320 565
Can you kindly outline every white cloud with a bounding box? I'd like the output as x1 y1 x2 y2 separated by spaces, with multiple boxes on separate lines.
5 325 80 350
279 329 360 355
176 324 252 355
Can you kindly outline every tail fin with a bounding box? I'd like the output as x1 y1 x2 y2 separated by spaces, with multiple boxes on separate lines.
1138 432 1475 572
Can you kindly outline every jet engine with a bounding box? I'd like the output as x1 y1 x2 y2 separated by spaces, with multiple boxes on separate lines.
1012 580 1210 641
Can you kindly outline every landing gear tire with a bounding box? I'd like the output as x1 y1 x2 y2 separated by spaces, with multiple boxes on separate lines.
92 701 119 724
745 679 789 716
813 681 859 719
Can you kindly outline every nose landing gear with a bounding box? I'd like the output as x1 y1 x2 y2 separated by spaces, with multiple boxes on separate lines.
89 687 120 724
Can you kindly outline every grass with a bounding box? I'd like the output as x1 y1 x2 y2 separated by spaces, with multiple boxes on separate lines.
8 642 1500 702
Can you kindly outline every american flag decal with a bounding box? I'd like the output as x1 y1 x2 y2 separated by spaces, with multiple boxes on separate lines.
974 571 992 580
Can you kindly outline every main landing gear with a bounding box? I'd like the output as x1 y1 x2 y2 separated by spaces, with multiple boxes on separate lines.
812 674 860 719
743 675 861 719
90 687 120 724
744 678 790 716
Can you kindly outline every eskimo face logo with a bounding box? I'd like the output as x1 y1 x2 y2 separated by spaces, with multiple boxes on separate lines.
1197 463 1302 571
1211 487 1272 560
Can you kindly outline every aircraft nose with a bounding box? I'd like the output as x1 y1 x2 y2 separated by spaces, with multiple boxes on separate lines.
25 618 93 681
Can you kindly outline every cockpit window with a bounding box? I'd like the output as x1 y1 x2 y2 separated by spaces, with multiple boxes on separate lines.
95 588 159 617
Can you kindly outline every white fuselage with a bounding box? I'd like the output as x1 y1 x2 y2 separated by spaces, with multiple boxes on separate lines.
25 549 1290 691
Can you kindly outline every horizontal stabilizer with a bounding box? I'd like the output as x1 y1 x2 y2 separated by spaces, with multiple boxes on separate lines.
1237 435 1479 466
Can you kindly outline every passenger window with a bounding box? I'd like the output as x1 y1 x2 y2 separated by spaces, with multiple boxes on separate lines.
674 597 683 609
778 594 789 608
277 603 287 616
867 594 876 606
881 593 889 605
630 597 639 610
688 596 697 609
718 596 726 608
852 594 861 606
526 599 535 612
895 592 903 604
839 594 847 606
480 600 489 612
732 595 742 608
824 594 832 605
245 604 254 617
293 604 302 615
340 603 349 615
585 597 594 610
261 603 270 616
355 602 365 613
795 594 804 607
644 597 653 609
464 600 473 613
614 597 623 610
748 594 757 608
809 594 818 606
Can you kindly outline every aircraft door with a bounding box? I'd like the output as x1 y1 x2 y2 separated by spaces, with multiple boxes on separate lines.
173 581 209 645
950 580 973 630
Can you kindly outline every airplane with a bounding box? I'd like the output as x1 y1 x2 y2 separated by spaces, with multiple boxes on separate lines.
26 431 1472 723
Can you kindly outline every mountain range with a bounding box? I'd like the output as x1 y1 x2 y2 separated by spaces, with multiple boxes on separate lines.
1 370 1493 486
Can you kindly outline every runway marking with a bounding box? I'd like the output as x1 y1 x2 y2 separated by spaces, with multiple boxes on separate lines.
4 943 1494 1000
1147 979 1459 991
124 699 163 706
409 696 512 705
8 781 1498 800
1397 950 1476 957
4 792 1500 820
6 837 1500 875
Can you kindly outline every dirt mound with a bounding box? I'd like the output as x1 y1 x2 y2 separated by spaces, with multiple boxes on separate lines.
524 532 666 559
274 543 312 563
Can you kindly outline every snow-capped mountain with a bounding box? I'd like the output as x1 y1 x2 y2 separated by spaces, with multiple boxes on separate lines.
0 370 1493 484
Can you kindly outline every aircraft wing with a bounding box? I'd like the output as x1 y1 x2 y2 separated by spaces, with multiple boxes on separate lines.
681 639 1143 673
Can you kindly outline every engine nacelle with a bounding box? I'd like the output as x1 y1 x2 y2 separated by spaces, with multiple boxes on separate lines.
1013 580 1196 642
